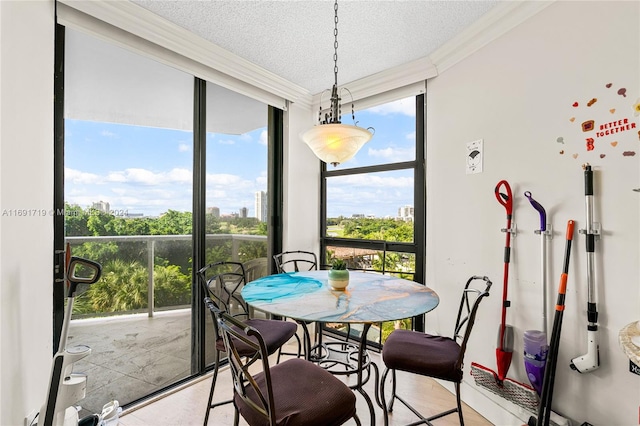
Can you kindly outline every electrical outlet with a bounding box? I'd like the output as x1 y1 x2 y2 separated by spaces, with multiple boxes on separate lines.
24 409 37 426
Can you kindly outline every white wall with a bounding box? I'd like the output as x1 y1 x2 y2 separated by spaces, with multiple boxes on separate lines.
0 1 55 425
282 102 321 255
2 1 639 425
426 1 640 424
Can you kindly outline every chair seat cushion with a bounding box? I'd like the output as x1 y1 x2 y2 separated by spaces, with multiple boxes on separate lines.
216 319 297 357
236 358 356 426
382 329 463 382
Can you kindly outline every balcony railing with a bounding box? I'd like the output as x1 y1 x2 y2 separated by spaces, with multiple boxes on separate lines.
66 233 267 317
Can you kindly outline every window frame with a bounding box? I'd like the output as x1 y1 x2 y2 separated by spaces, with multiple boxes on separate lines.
320 94 426 335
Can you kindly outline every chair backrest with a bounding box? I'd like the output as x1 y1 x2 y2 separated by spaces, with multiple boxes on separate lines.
243 257 269 283
273 250 318 273
215 309 275 424
452 275 492 369
197 261 248 317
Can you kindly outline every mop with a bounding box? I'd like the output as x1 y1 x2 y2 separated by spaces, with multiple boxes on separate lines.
523 191 550 396
528 220 576 426
570 163 600 373
494 180 515 383
470 181 539 413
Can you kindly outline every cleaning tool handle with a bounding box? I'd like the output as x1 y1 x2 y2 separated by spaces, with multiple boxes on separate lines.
555 221 574 311
584 164 593 196
495 180 513 216
67 256 102 297
565 220 575 242
524 191 546 231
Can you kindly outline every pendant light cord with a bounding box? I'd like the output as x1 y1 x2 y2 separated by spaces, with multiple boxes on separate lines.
333 0 339 88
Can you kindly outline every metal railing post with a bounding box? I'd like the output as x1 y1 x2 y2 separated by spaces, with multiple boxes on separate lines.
148 239 155 317
231 236 240 261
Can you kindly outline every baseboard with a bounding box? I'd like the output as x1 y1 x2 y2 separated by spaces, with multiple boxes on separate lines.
435 377 532 425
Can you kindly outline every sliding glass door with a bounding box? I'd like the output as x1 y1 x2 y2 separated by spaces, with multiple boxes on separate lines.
202 81 269 365
61 27 195 414
56 25 280 414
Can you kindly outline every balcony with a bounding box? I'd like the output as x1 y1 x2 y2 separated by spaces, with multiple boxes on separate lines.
65 233 267 416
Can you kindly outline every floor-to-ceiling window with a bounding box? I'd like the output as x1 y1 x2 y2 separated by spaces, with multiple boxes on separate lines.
55 26 280 414
321 94 426 346
61 27 195 414
202 81 269 366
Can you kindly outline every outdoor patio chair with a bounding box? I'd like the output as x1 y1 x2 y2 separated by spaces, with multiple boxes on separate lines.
273 250 318 274
213 306 361 426
380 275 492 426
197 261 298 426
243 257 269 283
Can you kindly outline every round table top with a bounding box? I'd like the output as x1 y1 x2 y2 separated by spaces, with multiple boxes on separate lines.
241 270 439 324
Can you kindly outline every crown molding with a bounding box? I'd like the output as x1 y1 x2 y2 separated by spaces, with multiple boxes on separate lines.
310 1 553 109
58 0 553 112
311 57 436 111
429 1 555 74
57 0 313 108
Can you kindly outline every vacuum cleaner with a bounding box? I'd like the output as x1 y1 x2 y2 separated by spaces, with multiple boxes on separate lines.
570 163 600 373
38 255 103 426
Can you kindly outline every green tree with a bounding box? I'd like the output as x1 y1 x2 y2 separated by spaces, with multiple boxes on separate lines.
64 203 90 236
154 264 190 308
151 210 192 235
74 259 148 313
205 213 222 234
87 210 117 236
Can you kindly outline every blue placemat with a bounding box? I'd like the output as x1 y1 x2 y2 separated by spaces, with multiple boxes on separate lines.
242 273 323 302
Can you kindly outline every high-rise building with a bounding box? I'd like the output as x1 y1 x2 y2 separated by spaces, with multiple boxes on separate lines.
255 191 267 223
239 207 248 218
92 200 110 213
398 205 414 222
207 206 220 218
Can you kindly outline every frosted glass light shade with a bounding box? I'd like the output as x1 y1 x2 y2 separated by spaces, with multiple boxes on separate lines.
302 123 373 166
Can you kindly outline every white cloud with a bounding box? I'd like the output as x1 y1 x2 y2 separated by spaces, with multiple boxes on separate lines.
367 146 414 163
65 168 103 185
178 143 190 152
106 167 192 185
334 173 413 189
367 98 415 117
101 130 119 138
405 131 416 140
219 139 236 145
259 130 268 146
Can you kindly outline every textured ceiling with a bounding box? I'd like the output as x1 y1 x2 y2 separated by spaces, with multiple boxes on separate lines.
131 0 500 94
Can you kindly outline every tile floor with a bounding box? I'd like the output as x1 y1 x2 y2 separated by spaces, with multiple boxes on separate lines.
118 350 493 426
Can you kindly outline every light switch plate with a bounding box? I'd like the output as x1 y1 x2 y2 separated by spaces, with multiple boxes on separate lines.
466 139 483 174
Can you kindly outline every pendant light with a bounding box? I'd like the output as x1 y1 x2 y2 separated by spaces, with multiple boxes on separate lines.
301 0 373 167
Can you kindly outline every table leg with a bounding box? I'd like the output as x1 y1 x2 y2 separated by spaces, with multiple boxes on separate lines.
357 323 377 426
299 321 312 361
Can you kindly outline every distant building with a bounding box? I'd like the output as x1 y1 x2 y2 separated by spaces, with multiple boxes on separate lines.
352 214 365 219
239 207 248 218
255 191 267 223
207 206 220 218
92 200 110 213
398 205 414 222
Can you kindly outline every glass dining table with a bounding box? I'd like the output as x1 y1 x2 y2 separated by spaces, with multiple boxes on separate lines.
241 269 440 425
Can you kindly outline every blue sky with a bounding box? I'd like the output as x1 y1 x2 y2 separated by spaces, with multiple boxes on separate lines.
65 97 416 218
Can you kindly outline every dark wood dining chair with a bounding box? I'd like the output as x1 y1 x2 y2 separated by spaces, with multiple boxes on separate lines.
197 261 298 426
213 306 362 426
380 275 492 426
